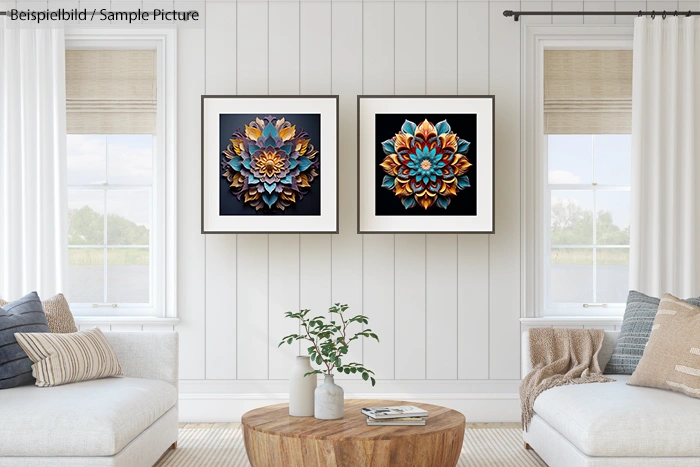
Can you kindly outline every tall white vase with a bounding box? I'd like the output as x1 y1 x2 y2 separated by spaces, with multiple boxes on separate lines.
289 356 316 417
314 374 344 420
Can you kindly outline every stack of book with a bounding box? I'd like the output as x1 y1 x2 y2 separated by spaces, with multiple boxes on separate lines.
361 405 429 426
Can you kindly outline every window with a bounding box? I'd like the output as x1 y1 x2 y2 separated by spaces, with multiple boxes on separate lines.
546 134 631 312
64 31 176 318
539 47 633 315
67 134 154 309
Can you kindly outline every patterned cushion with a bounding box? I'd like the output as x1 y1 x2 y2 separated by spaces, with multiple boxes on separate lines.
0 294 77 334
15 327 123 387
605 291 700 374
629 294 700 398
0 292 50 389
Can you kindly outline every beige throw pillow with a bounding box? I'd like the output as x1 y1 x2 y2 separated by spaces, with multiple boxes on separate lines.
628 293 700 398
0 293 77 333
14 327 123 387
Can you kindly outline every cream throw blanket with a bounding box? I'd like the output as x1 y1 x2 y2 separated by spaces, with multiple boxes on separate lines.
520 328 614 431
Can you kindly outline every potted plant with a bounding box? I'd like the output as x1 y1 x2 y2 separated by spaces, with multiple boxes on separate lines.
279 303 379 420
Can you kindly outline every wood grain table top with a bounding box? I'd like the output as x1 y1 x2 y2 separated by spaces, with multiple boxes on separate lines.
241 399 466 441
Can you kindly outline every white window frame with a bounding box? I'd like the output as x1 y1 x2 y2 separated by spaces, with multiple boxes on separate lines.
521 25 633 319
65 29 177 320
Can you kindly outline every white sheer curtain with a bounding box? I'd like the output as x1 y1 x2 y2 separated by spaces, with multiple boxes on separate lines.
0 24 68 300
631 17 700 297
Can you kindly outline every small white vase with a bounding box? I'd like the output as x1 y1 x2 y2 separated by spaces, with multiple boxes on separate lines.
314 374 344 420
289 356 316 417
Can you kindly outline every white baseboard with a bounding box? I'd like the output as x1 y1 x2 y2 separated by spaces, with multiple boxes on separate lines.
179 392 520 423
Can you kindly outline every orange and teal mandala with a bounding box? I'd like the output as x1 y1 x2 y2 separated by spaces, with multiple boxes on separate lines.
379 119 471 210
221 116 319 213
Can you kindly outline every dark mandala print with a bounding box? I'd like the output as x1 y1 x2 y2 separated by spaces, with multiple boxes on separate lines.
221 116 319 213
379 119 471 210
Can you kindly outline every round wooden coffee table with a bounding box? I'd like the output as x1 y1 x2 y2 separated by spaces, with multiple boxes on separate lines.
241 399 465 467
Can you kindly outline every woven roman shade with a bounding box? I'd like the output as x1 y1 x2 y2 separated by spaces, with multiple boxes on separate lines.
66 50 156 134
544 50 632 134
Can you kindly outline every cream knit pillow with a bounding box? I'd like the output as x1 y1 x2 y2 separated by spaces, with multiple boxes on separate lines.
628 294 700 398
14 327 123 387
0 293 77 333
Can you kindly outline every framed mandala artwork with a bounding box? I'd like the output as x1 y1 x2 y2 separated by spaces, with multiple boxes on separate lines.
202 96 338 233
357 96 495 233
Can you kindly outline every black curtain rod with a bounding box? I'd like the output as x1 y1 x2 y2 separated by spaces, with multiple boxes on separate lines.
504 9 700 21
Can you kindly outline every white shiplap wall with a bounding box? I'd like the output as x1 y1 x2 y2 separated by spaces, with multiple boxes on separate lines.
89 0 693 421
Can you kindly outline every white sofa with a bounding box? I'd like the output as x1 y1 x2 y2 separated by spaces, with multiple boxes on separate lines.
0 332 179 467
522 330 700 467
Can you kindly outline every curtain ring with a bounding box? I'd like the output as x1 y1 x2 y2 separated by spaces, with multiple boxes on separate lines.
674 10 678 17
662 11 667 19
638 10 643 17
687 10 692 17
651 10 656 19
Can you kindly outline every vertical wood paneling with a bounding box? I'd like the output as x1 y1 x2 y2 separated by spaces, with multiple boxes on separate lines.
393 2 427 380
237 2 269 95
362 1 397 380
236 1 270 380
425 1 458 380
164 0 636 389
268 1 302 380
299 237 331 328
307 1 364 378
301 2 332 95
426 236 458 379
297 1 334 373
176 25 206 380
331 2 368 380
268 237 300 378
488 1 521 380
553 1 584 23
269 1 300 94
521 1 553 25
457 1 491 381
427 1 458 94
394 2 426 94
205 1 238 381
615 1 647 24
584 1 615 23
458 2 489 95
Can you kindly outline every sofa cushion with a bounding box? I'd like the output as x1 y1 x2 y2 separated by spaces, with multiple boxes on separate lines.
16 327 124 387
0 292 50 389
533 375 700 457
605 290 700 374
0 376 177 456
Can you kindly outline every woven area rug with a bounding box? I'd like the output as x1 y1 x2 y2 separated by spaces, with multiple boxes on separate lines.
156 425 546 467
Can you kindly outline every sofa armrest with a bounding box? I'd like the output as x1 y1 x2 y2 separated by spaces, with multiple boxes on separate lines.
103 332 179 390
521 329 621 379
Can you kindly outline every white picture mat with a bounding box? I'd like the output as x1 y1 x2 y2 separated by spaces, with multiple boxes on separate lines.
359 97 494 233
203 97 337 232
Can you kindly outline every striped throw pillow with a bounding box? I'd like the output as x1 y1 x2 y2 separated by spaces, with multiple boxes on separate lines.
629 294 700 399
0 292 51 389
14 327 123 387
0 294 77 334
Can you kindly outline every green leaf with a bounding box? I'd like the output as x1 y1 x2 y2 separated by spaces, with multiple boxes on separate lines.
362 372 369 381
287 337 293 345
351 368 357 374
316 355 323 365
344 367 351 374
336 358 342 367
370 377 376 386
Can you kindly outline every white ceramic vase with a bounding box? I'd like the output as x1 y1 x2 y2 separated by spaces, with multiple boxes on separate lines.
289 356 316 417
314 374 344 420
